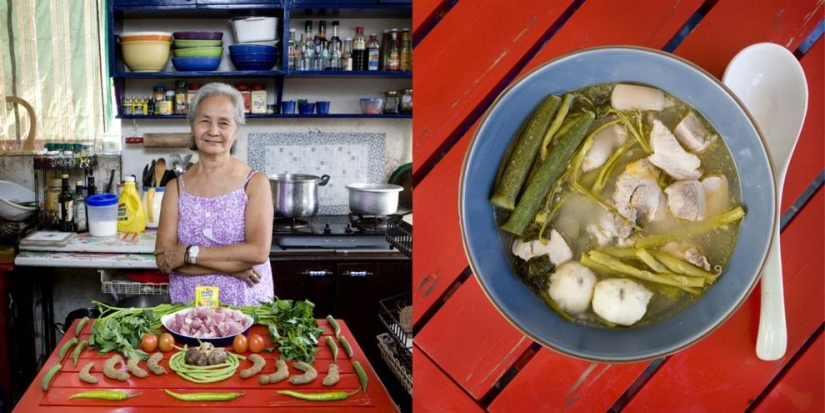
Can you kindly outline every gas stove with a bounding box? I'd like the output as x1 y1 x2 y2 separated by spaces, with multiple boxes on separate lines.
272 214 401 250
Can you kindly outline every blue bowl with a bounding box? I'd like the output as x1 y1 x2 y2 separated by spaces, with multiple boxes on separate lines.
229 44 277 55
230 52 276 61
230 60 276 71
460 46 775 362
160 308 253 347
171 56 221 71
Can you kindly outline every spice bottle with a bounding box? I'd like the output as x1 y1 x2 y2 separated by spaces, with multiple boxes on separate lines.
236 83 251 113
251 84 267 114
152 86 165 115
187 82 201 112
162 89 175 115
367 34 380 71
175 80 187 115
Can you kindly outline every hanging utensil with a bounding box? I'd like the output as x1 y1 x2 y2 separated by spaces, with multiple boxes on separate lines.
154 158 166 188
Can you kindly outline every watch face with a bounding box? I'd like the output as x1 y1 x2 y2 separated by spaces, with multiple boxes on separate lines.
189 246 199 262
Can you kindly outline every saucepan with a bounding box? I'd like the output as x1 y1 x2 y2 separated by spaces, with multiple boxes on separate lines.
269 174 330 217
346 183 403 216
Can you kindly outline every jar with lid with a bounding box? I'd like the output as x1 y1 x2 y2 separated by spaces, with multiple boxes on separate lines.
384 90 400 114
152 86 165 115
399 88 412 114
251 84 267 114
161 89 175 115
46 177 62 214
236 83 251 113
187 82 201 112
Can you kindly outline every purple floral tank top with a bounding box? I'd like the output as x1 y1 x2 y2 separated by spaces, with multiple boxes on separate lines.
169 170 274 306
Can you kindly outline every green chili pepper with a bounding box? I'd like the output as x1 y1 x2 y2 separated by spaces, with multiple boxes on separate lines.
326 315 341 338
74 316 89 337
58 337 78 361
277 389 358 401
71 339 88 367
352 360 368 393
40 363 62 392
164 389 245 401
325 336 339 363
338 335 353 358
69 390 142 400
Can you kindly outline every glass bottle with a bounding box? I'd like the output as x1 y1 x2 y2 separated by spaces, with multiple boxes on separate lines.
58 174 74 232
353 27 367 71
317 20 329 70
367 33 380 71
297 33 307 70
73 180 87 233
328 21 343 70
400 28 412 71
287 28 297 70
303 21 315 71
379 29 391 71
87 176 97 197
342 38 353 71
386 29 400 71
251 84 267 114
236 83 251 113
187 82 201 112
175 80 187 114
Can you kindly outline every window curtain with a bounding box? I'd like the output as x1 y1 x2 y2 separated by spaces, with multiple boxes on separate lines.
0 0 112 151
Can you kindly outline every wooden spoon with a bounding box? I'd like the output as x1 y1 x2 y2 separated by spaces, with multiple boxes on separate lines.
154 158 166 188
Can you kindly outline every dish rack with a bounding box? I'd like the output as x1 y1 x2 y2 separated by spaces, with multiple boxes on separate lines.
386 219 411 258
378 292 412 395
99 269 169 295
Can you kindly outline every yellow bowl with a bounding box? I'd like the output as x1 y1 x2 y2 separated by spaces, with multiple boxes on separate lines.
119 31 173 42
121 40 171 72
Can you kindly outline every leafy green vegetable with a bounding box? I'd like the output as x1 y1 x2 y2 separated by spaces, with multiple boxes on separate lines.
514 254 555 291
237 298 324 364
88 301 186 360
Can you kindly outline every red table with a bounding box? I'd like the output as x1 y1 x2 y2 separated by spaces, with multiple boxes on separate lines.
14 319 399 412
412 1 823 411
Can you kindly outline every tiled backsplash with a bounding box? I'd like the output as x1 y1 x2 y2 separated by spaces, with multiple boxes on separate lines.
248 132 385 214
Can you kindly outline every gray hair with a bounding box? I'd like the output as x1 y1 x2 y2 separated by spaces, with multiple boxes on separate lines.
187 82 245 152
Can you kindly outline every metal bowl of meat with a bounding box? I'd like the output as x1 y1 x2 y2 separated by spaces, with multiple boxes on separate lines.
459 46 775 362
161 306 254 347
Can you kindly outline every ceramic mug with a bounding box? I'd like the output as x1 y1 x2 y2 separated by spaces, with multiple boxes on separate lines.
316 101 330 114
281 100 296 114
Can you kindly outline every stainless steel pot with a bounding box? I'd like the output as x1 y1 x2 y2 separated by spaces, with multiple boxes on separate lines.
269 174 330 217
346 183 403 216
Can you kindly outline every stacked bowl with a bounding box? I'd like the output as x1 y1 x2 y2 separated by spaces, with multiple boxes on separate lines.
229 16 280 71
119 32 172 72
172 31 224 71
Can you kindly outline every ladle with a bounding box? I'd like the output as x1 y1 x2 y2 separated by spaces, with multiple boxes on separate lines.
722 42 809 361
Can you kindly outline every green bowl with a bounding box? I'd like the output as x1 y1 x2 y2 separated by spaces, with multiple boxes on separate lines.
173 39 222 48
173 46 223 58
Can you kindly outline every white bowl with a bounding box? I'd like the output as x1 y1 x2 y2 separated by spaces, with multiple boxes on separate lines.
0 180 36 222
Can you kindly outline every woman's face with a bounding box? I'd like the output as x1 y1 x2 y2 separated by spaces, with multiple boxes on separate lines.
192 95 238 155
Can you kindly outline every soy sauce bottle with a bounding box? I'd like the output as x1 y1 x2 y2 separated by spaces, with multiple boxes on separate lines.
58 174 74 232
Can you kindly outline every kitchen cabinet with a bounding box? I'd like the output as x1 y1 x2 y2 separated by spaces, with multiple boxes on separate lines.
108 0 411 119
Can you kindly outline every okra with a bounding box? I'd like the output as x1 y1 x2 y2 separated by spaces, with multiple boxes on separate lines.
58 337 78 361
41 363 62 392
490 94 562 211
325 336 339 363
326 315 341 338
71 339 88 367
338 335 353 358
74 316 89 337
352 360 368 393
501 110 595 236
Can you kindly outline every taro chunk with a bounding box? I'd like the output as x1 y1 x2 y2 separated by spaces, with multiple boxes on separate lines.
547 262 597 315
592 278 653 326
611 84 665 111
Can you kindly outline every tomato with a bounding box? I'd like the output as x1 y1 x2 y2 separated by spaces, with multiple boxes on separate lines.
232 334 248 353
158 333 175 352
140 333 158 352
247 334 265 353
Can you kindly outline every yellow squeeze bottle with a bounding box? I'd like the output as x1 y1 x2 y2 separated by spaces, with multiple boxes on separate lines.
117 176 146 233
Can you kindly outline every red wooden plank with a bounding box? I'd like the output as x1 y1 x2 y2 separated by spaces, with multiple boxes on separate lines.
413 0 574 173
412 343 486 413
411 122 474 322
415 277 532 400
489 349 648 412
754 333 824 413
624 189 824 412
13 320 398 412
524 0 703 74
412 0 446 35
784 37 824 212
675 0 822 79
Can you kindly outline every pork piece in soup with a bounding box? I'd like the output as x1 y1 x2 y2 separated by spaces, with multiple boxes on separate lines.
490 83 745 328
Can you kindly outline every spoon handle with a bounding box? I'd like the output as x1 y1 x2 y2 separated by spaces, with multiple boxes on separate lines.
756 226 787 360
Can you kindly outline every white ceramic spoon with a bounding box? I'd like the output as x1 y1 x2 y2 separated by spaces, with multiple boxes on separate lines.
723 42 809 361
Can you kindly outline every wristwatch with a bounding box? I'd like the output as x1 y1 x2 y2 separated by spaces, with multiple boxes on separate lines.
187 245 200 265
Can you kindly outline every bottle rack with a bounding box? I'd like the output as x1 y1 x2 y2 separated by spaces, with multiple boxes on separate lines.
33 154 100 229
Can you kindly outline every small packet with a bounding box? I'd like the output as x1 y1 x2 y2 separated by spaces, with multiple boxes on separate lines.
195 286 220 308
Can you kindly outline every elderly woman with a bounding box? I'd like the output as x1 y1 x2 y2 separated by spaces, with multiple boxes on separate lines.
154 82 274 306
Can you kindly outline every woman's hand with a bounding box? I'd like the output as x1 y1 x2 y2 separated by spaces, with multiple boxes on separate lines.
232 267 262 287
154 244 187 273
